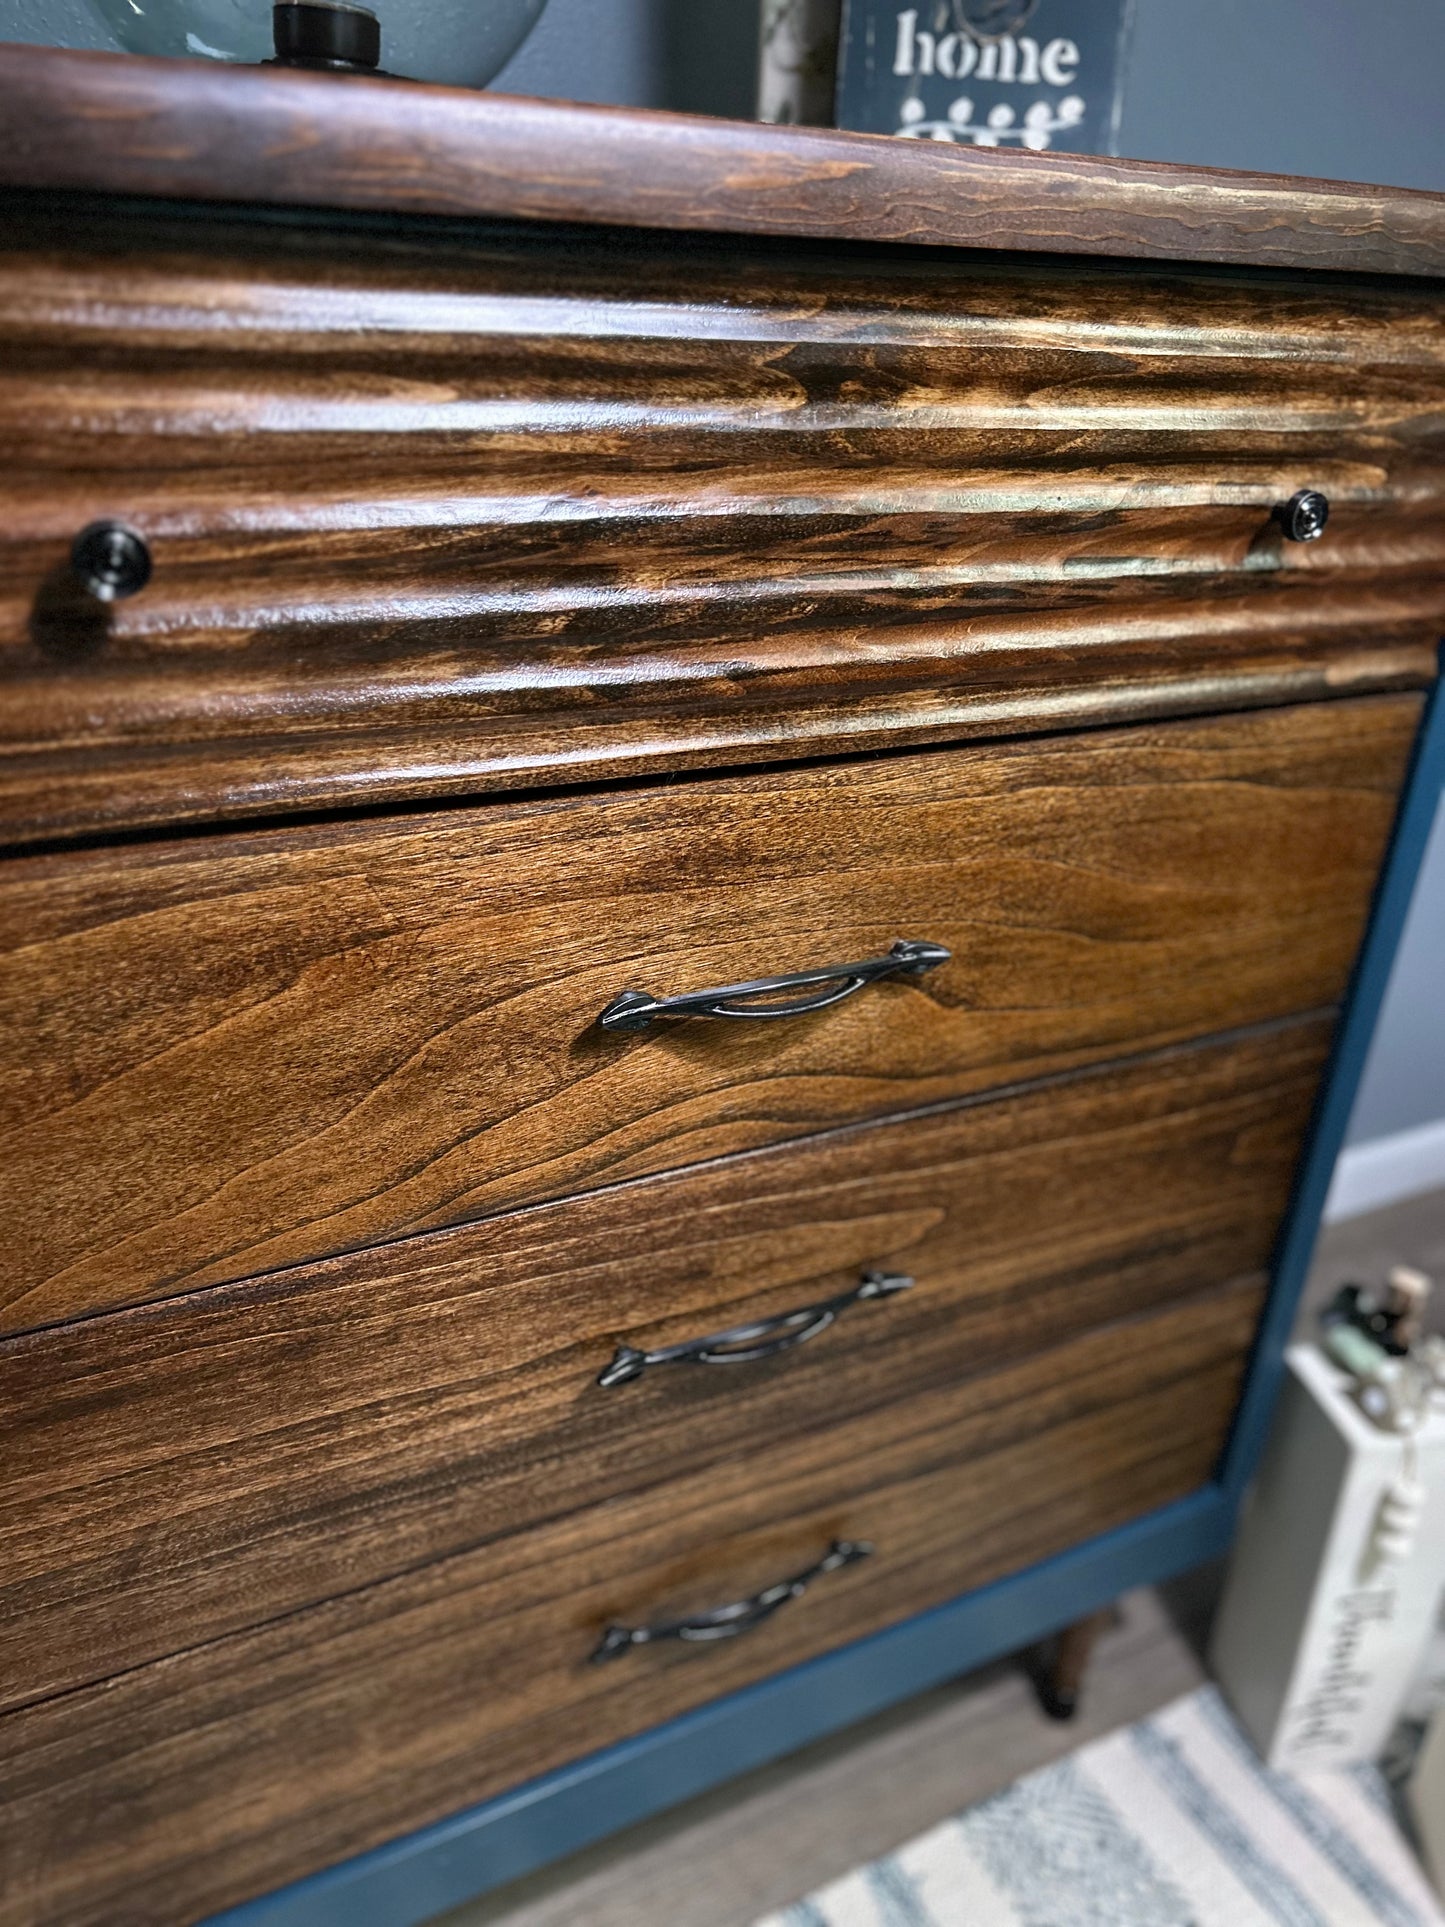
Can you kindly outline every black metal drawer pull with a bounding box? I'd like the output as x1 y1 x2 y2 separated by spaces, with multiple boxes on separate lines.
598 938 950 1033
597 1269 914 1388
590 1539 873 1663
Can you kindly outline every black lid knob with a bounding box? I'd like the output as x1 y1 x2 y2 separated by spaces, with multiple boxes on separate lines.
1279 489 1330 543
70 521 152 601
273 2 381 71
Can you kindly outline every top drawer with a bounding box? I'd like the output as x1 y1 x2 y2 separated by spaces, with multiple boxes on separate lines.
0 693 1417 1334
1 205 1442 841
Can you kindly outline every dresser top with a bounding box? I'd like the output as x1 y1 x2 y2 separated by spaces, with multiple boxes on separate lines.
2 41 1444 281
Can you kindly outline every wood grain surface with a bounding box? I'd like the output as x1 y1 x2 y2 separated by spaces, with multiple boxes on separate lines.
0 698 1415 1334
0 59 1437 1920
0 1281 1260 1927
1 203 1441 840
0 1016 1327 1713
1 46 1444 279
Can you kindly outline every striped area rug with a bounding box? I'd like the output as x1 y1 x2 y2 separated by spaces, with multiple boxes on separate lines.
755 1686 1444 1927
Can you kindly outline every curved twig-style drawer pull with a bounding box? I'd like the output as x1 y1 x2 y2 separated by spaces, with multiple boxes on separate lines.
597 939 950 1033
597 1269 914 1388
590 1540 873 1663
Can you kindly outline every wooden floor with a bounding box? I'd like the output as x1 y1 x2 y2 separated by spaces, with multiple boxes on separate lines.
435 1187 1445 1927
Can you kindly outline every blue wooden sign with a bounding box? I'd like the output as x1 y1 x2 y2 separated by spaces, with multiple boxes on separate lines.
835 0 1135 156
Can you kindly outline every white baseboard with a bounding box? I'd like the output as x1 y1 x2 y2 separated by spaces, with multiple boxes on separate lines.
1324 1117 1445 1223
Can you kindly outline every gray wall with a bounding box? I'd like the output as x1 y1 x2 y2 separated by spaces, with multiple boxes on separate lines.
7 0 1442 1145
1125 0 1445 190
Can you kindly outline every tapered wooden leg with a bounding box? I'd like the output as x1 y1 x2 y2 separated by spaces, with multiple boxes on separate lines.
1037 1606 1113 1722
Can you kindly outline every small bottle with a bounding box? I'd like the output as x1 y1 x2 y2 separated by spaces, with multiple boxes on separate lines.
1322 1267 1434 1357
1322 1320 1428 1433
1383 1265 1432 1354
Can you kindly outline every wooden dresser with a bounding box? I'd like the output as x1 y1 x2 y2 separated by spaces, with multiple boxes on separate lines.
2 44 1444 1927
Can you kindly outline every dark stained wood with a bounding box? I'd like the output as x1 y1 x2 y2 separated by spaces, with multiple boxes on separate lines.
1 203 1442 840
0 1281 1260 1927
0 61 1437 1924
2 46 1445 281
0 698 1415 1335
0 1015 1329 1713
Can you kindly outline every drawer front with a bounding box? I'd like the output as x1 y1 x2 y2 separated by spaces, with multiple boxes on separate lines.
1 203 1443 841
0 696 1414 1332
2 1015 1328 1711
1 1280 1259 1927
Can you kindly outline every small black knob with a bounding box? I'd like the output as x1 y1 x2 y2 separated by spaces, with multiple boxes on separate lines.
1279 489 1330 543
272 2 381 71
70 521 152 601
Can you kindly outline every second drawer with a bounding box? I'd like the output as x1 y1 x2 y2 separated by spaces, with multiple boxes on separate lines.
3 1013 1329 1711
0 692 1416 1331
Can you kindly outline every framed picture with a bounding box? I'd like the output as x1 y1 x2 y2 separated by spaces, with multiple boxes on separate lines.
834 0 1136 155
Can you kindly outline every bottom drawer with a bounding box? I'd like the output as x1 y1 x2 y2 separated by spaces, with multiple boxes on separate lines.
5 1278 1260 1927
